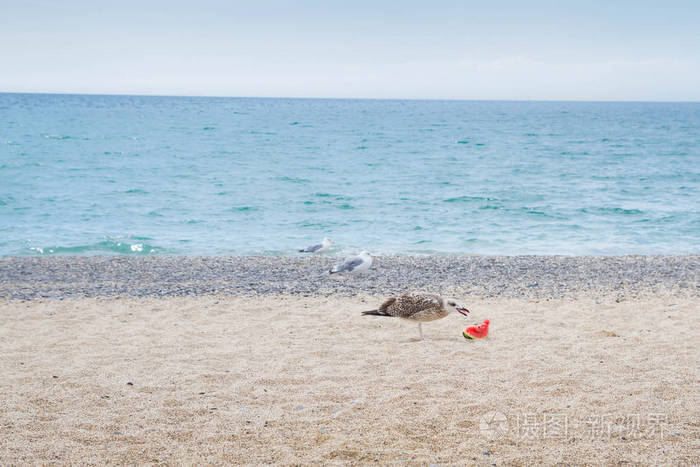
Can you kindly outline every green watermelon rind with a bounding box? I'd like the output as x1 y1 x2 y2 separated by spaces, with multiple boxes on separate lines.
462 329 488 339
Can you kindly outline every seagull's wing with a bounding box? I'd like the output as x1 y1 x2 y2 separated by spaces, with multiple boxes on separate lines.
336 256 364 272
378 297 397 314
300 243 322 253
390 294 441 318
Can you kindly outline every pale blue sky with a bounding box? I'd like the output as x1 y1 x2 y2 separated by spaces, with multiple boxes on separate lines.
2 0 699 100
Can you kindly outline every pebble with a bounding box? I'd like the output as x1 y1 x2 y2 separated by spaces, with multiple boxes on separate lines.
0 255 696 300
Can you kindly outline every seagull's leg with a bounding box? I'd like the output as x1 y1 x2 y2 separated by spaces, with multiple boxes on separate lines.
418 322 423 340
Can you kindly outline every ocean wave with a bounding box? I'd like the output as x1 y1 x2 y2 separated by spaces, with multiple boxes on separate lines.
520 209 551 218
518 207 565 219
275 176 310 184
28 239 163 255
228 206 259 212
579 207 644 215
42 134 71 140
443 195 498 203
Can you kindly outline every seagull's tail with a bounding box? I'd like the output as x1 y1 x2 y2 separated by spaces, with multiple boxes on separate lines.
329 269 338 274
362 309 391 316
298 249 306 252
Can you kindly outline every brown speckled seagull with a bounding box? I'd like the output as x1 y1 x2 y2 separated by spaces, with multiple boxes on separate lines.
362 293 470 340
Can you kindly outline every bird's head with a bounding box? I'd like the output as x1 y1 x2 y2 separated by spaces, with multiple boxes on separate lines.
445 299 470 317
322 237 333 245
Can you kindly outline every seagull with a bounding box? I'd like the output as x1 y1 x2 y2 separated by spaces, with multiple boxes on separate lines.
299 237 334 253
362 293 470 340
329 251 375 274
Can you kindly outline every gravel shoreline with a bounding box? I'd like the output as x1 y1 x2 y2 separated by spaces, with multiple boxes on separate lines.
1 255 697 300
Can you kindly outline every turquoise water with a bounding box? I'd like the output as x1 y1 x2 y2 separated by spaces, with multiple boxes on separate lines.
1 93 698 256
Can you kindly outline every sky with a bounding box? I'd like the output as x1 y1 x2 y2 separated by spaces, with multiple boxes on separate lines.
2 0 699 101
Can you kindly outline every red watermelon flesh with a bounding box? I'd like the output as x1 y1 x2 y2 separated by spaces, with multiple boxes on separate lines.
463 319 490 339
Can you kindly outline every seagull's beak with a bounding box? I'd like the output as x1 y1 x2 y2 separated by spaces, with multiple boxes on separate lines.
456 307 470 317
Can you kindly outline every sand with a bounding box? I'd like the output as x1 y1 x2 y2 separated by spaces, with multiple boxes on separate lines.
1 293 698 465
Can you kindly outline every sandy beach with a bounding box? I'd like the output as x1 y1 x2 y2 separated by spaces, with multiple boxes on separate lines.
1 256 698 465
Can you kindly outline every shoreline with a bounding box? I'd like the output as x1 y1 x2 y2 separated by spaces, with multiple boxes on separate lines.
1 255 697 300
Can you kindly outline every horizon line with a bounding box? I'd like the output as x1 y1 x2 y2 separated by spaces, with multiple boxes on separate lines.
1 90 698 104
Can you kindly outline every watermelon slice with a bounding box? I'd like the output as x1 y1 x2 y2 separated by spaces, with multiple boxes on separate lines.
463 319 490 339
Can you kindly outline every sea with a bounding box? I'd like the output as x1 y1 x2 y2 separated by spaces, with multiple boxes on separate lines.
1 93 698 256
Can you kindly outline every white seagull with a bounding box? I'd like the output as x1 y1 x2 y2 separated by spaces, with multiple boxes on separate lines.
329 251 375 275
299 237 334 253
